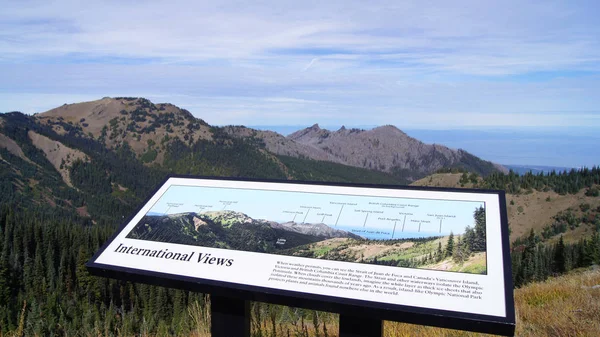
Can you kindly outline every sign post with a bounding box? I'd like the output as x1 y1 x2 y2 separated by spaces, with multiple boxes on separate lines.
87 176 515 336
339 315 382 337
211 295 250 337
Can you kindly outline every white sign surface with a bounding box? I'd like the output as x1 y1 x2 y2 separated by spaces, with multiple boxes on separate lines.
92 177 511 319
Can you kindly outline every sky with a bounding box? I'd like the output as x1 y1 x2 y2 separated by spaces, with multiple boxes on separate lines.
147 185 485 238
1 1 599 166
1 0 600 128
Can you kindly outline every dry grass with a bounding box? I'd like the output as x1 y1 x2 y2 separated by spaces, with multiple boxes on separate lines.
411 173 600 244
219 267 598 337
514 267 600 337
5 269 597 336
189 268 600 336
411 173 477 189
385 267 600 337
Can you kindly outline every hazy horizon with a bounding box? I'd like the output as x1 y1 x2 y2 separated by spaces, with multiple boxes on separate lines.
2 0 599 168
2 0 600 131
244 124 598 168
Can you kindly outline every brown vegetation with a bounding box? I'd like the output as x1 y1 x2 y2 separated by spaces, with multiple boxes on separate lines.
411 173 600 243
0 132 34 164
27 130 89 187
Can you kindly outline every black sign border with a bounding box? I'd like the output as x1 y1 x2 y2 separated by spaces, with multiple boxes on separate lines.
87 174 515 336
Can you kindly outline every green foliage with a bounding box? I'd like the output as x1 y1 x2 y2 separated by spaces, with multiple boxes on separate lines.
585 186 600 197
0 206 212 336
445 232 454 258
553 236 567 273
473 206 486 251
482 167 600 195
163 129 287 179
452 236 470 263
459 172 469 186
513 228 600 288
2 108 600 335
140 149 158 163
278 155 409 185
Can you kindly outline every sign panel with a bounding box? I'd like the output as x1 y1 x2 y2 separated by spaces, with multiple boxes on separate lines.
87 176 515 335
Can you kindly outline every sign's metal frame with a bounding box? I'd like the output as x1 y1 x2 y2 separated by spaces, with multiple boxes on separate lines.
87 175 516 336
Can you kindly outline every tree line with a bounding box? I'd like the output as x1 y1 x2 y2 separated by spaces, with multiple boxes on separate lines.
512 229 600 287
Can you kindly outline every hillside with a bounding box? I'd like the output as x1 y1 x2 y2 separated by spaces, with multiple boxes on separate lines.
221 125 341 163
36 97 213 164
286 124 505 180
224 123 505 181
0 96 599 337
411 172 600 244
385 266 600 336
0 98 415 223
30 98 505 183
126 211 359 253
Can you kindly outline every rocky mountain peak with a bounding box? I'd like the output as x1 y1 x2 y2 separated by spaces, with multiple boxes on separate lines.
283 123 502 179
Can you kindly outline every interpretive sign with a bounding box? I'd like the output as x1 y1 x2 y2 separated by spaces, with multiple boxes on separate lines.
87 176 515 336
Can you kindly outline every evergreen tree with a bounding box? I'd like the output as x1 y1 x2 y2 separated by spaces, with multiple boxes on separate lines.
453 236 468 263
553 236 567 273
445 232 454 258
517 229 537 287
473 206 486 252
463 226 475 251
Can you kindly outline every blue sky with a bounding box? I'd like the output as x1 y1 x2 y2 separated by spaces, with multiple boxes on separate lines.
1 1 600 130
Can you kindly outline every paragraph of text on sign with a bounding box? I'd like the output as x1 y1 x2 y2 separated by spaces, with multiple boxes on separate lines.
268 261 483 300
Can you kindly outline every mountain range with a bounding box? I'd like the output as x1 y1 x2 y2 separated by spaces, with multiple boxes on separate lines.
127 210 362 253
0 97 504 223
1 96 599 337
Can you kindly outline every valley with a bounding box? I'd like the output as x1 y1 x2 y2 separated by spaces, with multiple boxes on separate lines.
0 97 598 336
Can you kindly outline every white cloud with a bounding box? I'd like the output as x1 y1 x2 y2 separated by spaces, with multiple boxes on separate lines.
1 0 599 129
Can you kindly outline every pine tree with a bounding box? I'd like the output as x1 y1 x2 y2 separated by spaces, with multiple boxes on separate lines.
473 207 486 252
517 229 537 286
463 226 475 251
452 236 463 263
553 235 567 273
445 232 454 258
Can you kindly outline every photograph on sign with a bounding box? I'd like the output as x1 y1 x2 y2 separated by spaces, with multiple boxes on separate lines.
126 185 488 275
90 177 512 327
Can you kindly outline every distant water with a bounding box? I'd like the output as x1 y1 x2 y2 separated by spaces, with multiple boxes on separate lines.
248 125 599 168
337 225 447 240
146 212 165 216
403 128 599 168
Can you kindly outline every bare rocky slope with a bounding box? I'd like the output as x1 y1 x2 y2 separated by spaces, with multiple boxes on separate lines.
286 124 505 180
221 126 342 163
32 97 504 181
225 123 505 181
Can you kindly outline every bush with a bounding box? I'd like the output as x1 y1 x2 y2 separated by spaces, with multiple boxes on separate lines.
140 149 158 163
585 187 600 197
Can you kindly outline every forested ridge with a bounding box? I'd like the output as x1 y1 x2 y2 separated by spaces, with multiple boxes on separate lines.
1 108 600 335
1 168 598 335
